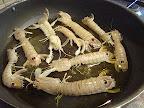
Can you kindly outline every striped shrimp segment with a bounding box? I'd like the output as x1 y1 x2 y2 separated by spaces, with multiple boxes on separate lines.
82 14 114 46
26 68 116 96
14 28 48 66
2 46 27 88
109 30 128 72
57 11 102 50
55 26 87 55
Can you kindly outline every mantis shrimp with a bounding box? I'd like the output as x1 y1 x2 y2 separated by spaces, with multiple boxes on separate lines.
109 30 128 72
2 46 27 88
82 14 114 46
54 26 87 55
28 9 65 63
25 68 116 96
37 47 115 77
13 28 47 67
57 11 102 50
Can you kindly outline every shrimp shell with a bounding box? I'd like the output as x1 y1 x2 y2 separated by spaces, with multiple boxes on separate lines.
57 11 102 49
55 26 79 44
50 58 71 72
2 48 27 88
33 72 116 96
42 48 114 76
110 30 128 72
14 28 46 66
82 14 114 46
70 51 114 66
29 9 64 63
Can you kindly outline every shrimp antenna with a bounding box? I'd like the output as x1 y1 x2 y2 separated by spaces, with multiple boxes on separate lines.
14 65 25 69
25 77 33 89
14 44 23 50
61 49 73 57
39 37 49 42
25 31 33 35
110 18 114 30
45 8 49 19
90 13 94 20
13 42 26 50
8 27 18 38
8 32 14 38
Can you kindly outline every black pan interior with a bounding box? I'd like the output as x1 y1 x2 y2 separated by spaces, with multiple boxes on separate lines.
0 0 144 108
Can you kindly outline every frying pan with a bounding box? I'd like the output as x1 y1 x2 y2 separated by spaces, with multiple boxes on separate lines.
0 0 144 108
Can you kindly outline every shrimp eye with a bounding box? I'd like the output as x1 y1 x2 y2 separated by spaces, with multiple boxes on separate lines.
120 61 124 63
91 38 95 41
33 84 37 87
32 57 36 60
106 53 109 55
104 80 108 84
12 83 15 86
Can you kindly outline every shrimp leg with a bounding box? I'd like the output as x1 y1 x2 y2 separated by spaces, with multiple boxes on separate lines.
28 24 40 29
51 19 58 27
39 68 56 78
62 39 70 47
80 40 86 53
46 43 54 64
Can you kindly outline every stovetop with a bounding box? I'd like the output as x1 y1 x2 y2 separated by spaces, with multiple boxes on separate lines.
0 0 144 108
113 0 144 21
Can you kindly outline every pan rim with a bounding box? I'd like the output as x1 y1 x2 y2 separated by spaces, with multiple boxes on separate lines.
0 0 143 108
105 1 144 107
0 0 27 14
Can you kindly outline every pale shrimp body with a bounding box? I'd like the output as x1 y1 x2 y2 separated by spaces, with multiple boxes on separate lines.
55 26 87 55
2 48 27 88
32 68 116 96
82 15 114 46
14 28 46 66
29 9 63 63
70 51 114 66
40 48 114 76
57 11 102 49
110 30 128 72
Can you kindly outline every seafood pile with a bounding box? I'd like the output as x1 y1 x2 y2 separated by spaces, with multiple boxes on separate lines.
2 9 128 96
